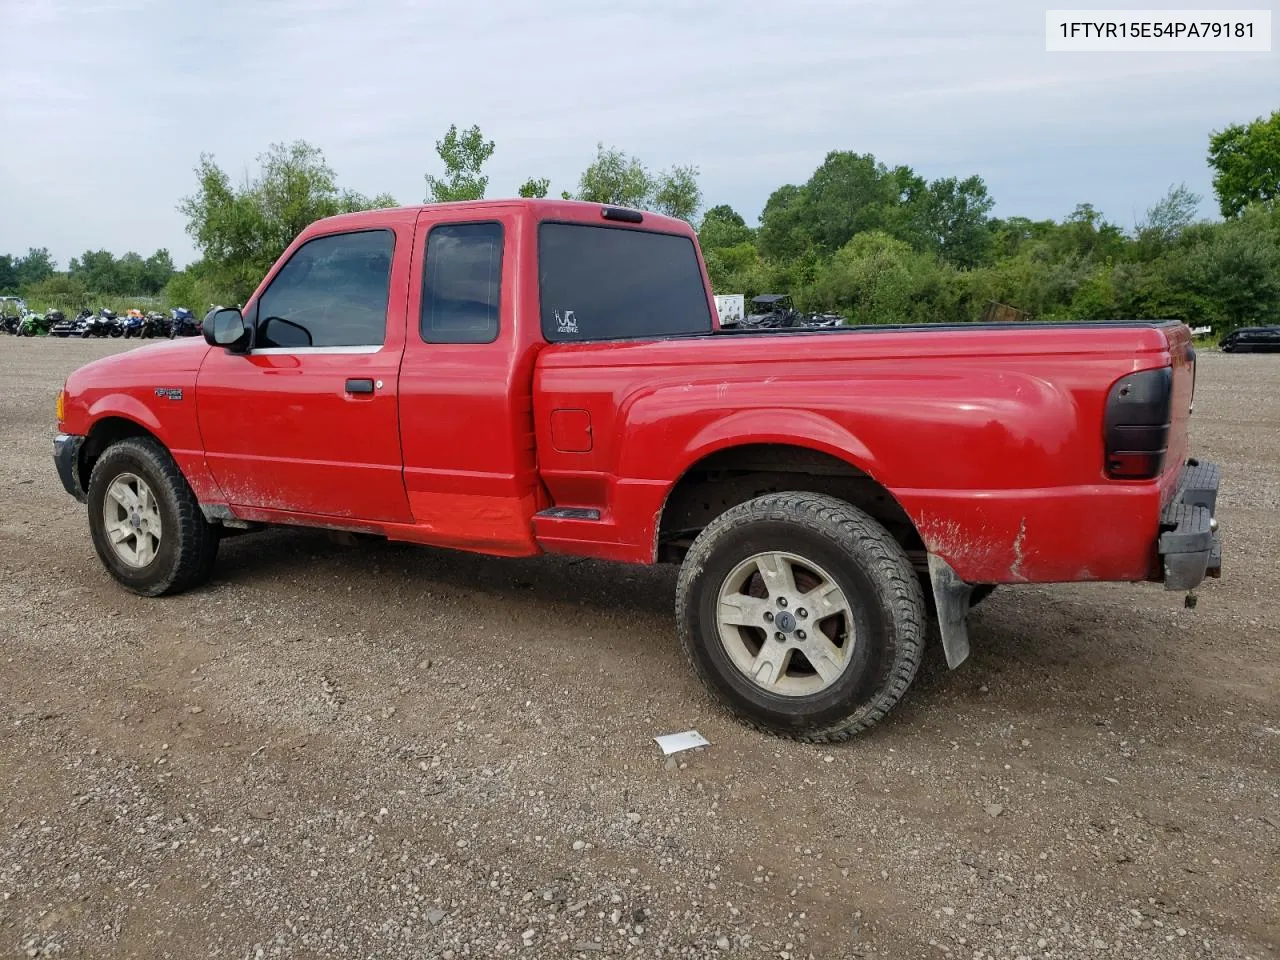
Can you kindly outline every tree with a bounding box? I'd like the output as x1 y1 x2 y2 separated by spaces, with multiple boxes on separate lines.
1208 109 1280 217
908 175 995 268
424 124 495 203
1135 183 1202 251
0 255 17 293
25 274 90 312
15 247 55 288
573 143 652 208
69 250 121 293
143 250 176 293
568 144 702 221
517 176 550 199
650 164 702 222
180 140 397 303
809 231 955 324
698 204 753 252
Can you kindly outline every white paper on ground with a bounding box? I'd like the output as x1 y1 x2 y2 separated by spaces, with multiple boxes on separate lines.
653 730 710 755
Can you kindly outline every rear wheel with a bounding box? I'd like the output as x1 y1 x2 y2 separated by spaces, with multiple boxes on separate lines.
86 437 219 596
676 492 926 741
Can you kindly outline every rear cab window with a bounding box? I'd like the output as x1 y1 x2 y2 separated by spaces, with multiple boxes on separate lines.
538 222 713 342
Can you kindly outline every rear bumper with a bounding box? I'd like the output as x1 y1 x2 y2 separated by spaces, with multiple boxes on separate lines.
1158 459 1222 590
53 433 86 502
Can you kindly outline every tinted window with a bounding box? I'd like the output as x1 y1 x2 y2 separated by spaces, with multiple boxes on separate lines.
255 230 393 348
538 223 713 342
421 222 503 344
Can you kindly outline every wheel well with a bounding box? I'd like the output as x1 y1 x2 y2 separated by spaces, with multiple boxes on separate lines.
79 417 160 490
657 443 924 565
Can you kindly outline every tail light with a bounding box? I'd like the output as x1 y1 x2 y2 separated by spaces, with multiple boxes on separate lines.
1104 367 1172 480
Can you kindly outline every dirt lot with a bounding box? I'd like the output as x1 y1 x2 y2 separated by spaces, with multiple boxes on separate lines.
0 337 1275 960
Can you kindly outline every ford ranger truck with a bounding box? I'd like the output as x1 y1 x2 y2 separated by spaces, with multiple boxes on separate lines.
52 199 1222 741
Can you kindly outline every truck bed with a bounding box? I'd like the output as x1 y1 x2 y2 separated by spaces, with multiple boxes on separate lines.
532 319 1196 584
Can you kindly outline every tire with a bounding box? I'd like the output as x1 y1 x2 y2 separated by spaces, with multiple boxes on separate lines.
86 437 219 597
676 492 926 741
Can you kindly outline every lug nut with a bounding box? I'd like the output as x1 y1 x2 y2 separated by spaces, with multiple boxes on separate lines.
796 629 806 640
777 597 788 608
764 611 774 622
775 632 785 642
797 608 807 619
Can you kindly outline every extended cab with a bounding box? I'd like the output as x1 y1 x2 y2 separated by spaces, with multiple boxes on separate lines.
53 199 1222 740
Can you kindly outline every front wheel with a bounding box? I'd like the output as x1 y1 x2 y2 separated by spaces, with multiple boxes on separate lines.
86 437 219 596
676 492 926 741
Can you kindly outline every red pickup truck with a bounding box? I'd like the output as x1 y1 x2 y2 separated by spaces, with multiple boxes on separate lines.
53 199 1222 741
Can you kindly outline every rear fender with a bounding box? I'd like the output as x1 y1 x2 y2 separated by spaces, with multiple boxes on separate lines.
666 408 882 480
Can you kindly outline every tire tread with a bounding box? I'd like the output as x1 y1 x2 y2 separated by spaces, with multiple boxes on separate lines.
87 437 218 597
675 492 925 742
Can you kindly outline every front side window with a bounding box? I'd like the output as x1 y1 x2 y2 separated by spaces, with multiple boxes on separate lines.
421 222 503 344
255 229 394 348
538 223 713 342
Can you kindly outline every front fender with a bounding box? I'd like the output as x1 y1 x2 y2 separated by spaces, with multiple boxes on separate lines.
86 393 167 440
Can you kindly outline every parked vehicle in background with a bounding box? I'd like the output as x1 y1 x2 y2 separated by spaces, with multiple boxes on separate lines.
0 297 25 333
1220 326 1280 353
140 311 167 338
122 309 145 339
50 310 90 338
16 311 51 336
168 307 202 337
714 293 745 326
52 199 1223 741
720 294 844 330
83 308 123 339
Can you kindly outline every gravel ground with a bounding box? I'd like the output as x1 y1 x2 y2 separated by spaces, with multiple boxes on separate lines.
0 337 1276 960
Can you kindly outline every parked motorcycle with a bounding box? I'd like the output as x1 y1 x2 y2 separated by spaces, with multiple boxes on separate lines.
16 312 52 336
83 308 123 338
122 308 145 339
2 314 22 335
143 311 169 338
169 306 201 338
50 309 88 337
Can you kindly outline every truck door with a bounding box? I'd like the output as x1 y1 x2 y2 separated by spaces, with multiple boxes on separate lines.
395 205 541 555
196 224 414 524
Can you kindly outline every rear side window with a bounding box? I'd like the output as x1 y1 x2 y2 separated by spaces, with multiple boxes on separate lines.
538 222 713 342
421 222 503 344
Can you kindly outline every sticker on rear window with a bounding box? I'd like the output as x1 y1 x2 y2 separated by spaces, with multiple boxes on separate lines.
555 309 579 335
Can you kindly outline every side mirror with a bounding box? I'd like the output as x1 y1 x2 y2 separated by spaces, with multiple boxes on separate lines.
203 307 251 353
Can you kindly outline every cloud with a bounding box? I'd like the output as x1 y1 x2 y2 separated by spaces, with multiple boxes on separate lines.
0 0 1274 266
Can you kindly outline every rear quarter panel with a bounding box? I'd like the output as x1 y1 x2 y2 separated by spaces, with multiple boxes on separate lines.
535 324 1184 583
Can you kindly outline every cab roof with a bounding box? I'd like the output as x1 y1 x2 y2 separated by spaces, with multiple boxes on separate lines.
310 198 696 236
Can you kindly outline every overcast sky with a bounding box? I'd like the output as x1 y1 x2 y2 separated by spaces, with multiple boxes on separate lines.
0 0 1275 268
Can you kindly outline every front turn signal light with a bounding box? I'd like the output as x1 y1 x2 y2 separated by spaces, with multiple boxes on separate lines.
56 389 66 423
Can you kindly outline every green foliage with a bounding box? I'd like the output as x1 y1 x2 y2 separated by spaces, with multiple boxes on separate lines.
0 255 17 293
1208 109 1280 217
518 177 550 199
425 124 496 203
807 232 956 324
15 248 56 288
650 165 702 222
570 144 703 222
9 114 1279 339
698 205 753 252
23 274 90 312
180 139 398 304
65 248 174 295
574 143 653 208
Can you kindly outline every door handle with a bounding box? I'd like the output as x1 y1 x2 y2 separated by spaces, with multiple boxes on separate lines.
345 378 375 395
